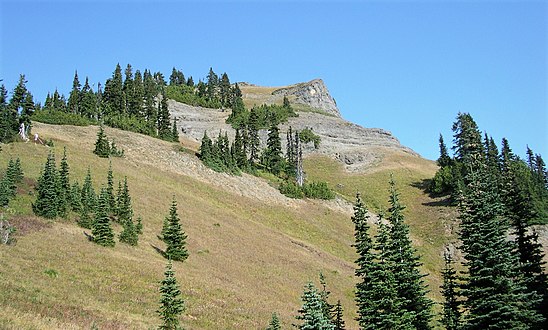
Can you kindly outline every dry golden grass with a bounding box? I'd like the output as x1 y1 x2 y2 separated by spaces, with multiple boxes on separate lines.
0 123 360 329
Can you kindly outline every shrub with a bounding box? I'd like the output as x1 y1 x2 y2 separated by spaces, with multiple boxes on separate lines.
32 110 95 126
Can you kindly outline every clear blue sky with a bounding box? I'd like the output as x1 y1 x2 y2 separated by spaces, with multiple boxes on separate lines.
1 0 546 160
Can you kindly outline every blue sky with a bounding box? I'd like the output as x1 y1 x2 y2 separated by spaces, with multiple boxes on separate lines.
1 0 546 160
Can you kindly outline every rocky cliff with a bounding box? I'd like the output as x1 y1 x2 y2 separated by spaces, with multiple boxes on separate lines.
271 79 341 117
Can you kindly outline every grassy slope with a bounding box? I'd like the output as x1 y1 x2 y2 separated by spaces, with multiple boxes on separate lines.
0 124 358 329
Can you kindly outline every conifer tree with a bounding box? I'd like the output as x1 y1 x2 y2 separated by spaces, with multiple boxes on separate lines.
247 108 260 166
80 77 97 119
106 162 116 213
440 250 460 330
295 282 335 330
13 158 23 184
157 260 185 330
79 167 96 228
119 214 138 246
67 71 81 114
92 188 115 247
131 70 144 117
263 121 282 175
318 272 334 322
70 182 82 212
386 177 433 329
267 313 281 330
458 157 542 329
117 177 133 224
57 147 70 217
162 198 189 262
332 300 345 330
437 134 452 167
32 152 60 219
135 215 143 235
171 118 179 142
158 90 172 140
94 125 110 158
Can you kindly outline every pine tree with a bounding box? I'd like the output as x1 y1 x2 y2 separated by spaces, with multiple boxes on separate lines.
135 215 143 235
263 121 282 175
103 63 124 115
80 77 97 119
266 312 281 330
117 177 133 224
294 282 335 330
119 214 138 246
70 182 82 212
57 147 70 217
67 71 81 114
91 188 115 247
437 134 452 167
79 167 96 228
157 260 185 330
171 117 179 142
94 125 110 157
106 162 116 213
131 70 144 117
318 272 334 322
157 90 172 140
32 152 60 219
247 107 260 166
332 300 345 330
458 157 542 329
163 198 189 262
386 177 433 329
440 250 460 330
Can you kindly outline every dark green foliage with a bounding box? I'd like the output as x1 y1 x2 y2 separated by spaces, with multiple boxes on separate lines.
57 148 70 217
294 282 335 330
70 182 82 213
31 109 96 126
266 312 281 330
440 251 460 330
0 157 23 207
67 71 81 114
1 78 26 143
458 158 542 329
32 152 60 219
332 300 345 330
227 103 297 130
299 128 321 149
247 108 260 165
135 216 143 235
106 162 116 213
199 131 239 174
437 134 452 167
171 118 179 142
279 180 305 199
157 261 185 330
119 214 138 246
279 181 335 200
262 121 283 175
386 177 433 329
94 126 111 157
91 188 115 247
157 91 172 141
318 272 335 323
162 198 189 262
93 125 124 158
116 177 133 224
78 168 96 229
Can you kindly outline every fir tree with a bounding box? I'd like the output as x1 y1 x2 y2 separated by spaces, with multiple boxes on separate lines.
440 250 460 330
119 214 138 246
135 215 143 235
171 117 179 142
91 188 115 247
319 272 334 322
67 71 81 114
332 300 345 330
247 107 260 166
79 167 96 228
386 176 433 329
294 282 335 330
162 198 189 262
263 121 282 175
437 134 452 167
32 152 60 219
158 90 172 140
57 147 70 217
157 260 185 330
117 177 133 224
70 182 82 213
267 312 281 330
458 157 542 329
106 162 116 213
94 125 110 158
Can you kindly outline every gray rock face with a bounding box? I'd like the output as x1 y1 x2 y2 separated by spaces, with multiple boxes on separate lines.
272 79 341 118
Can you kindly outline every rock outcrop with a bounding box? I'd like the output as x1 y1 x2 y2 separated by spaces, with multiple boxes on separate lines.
272 79 341 117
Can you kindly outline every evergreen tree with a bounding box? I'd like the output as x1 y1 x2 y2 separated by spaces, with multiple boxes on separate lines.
206 67 218 101
437 134 452 167
32 152 60 219
219 72 231 107
58 147 70 217
131 70 145 117
157 260 185 330
70 182 82 213
106 161 116 213
80 77 97 119
119 213 138 246
452 112 483 164
123 64 134 114
263 121 282 175
247 108 260 165
162 198 189 262
318 272 334 322
171 117 179 142
135 215 143 235
94 125 110 157
117 177 133 224
440 250 460 330
67 71 81 114
79 167 96 228
91 188 115 247
266 312 281 330
386 177 433 329
458 157 542 329
294 282 335 330
158 90 172 140
103 63 124 115
332 300 345 330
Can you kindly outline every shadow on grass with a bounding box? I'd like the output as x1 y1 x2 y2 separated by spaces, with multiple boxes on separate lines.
411 179 453 207
83 231 93 241
150 243 166 258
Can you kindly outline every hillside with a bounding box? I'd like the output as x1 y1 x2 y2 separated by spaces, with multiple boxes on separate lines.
0 111 451 330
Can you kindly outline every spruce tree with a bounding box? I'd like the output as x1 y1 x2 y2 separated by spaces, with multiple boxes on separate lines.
79 167 96 228
437 134 452 167
263 121 282 175
91 188 115 247
119 214 138 246
106 162 116 213
440 250 460 330
266 313 281 330
458 157 542 329
386 177 433 329
67 71 81 114
94 125 110 158
157 260 185 330
57 147 70 217
171 118 179 142
117 177 133 224
294 282 335 330
247 108 260 166
332 300 345 330
158 90 172 140
32 152 60 219
70 182 82 212
163 198 189 262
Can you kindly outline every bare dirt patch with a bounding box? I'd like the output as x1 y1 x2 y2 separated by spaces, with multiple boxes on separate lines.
8 215 51 237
